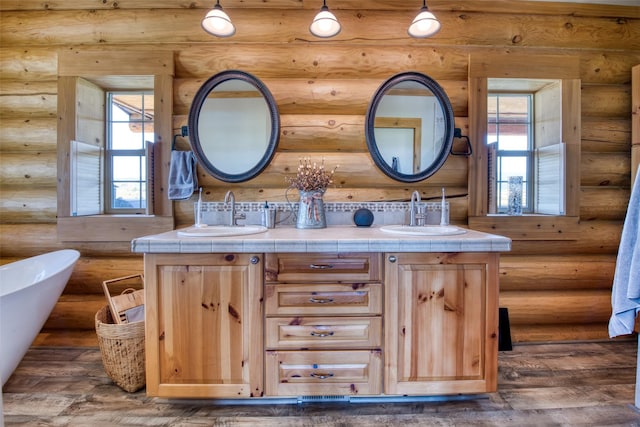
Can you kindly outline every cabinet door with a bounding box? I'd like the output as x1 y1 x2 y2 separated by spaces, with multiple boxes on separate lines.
384 253 499 396
145 253 263 398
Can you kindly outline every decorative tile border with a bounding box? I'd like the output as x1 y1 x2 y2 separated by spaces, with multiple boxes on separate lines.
196 201 449 227
198 201 446 213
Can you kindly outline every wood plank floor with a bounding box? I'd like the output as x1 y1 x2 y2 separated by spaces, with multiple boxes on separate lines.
3 340 640 426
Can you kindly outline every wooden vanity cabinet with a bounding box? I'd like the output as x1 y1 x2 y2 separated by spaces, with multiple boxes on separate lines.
384 252 499 396
264 253 383 397
144 253 264 398
143 250 500 399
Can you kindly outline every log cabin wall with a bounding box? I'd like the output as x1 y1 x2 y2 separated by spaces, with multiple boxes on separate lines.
1 1 639 344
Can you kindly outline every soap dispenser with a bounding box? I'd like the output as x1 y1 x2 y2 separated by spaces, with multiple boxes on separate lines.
440 187 449 226
195 188 206 228
262 201 276 229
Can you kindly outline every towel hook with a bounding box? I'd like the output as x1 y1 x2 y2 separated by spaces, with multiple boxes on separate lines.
172 126 189 151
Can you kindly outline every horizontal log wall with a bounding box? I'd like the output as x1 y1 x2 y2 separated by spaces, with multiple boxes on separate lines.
0 1 639 344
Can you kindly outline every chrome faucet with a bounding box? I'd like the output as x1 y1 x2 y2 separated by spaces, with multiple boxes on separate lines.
224 190 245 226
409 190 423 227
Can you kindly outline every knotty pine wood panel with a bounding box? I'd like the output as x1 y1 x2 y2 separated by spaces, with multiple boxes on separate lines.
0 80 57 96
64 256 144 295
0 93 56 118
0 187 57 223
510 323 610 342
279 114 367 153
581 152 631 187
580 51 640 84
3 44 636 86
0 0 304 11
193 152 467 190
3 0 639 19
172 120 473 157
0 152 56 186
500 289 612 325
507 220 623 256
0 224 133 257
175 46 640 84
175 78 469 116
581 117 631 153
174 45 471 81
499 254 617 292
0 47 58 81
0 118 57 152
43 294 106 331
171 114 470 154
2 10 638 49
174 45 640 84
580 186 631 221
582 83 632 118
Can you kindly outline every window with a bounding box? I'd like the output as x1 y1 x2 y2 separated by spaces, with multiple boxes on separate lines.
106 92 154 213
468 53 581 240
488 93 534 214
57 51 174 242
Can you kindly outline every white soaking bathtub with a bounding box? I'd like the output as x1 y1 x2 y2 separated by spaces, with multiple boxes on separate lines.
0 249 80 386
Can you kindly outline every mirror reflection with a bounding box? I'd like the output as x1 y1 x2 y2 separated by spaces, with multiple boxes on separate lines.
188 70 279 183
366 72 454 182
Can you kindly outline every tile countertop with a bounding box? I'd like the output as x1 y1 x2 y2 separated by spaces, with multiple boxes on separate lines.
131 225 512 254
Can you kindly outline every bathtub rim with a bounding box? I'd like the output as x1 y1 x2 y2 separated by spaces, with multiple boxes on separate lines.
0 249 81 298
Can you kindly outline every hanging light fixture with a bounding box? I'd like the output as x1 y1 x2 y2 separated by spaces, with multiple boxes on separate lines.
309 0 341 38
408 0 441 38
202 0 236 38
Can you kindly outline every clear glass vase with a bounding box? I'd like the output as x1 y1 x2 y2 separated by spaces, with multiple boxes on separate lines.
508 176 523 215
296 190 327 229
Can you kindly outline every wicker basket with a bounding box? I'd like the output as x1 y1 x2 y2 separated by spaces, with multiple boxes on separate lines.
95 305 146 392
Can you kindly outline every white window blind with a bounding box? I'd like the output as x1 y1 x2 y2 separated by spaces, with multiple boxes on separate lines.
535 142 565 215
145 140 154 215
488 142 497 214
70 140 103 216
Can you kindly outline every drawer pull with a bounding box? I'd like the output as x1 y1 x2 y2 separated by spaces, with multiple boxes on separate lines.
309 296 334 304
310 372 334 380
309 263 334 269
310 330 334 337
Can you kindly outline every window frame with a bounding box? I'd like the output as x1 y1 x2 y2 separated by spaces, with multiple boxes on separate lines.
468 53 581 240
57 51 174 242
488 92 535 214
105 90 154 214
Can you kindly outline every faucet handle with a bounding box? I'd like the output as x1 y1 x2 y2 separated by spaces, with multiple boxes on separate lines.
233 212 246 226
414 204 426 226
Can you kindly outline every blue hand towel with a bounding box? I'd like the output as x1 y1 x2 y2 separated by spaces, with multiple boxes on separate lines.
168 150 198 200
609 168 640 337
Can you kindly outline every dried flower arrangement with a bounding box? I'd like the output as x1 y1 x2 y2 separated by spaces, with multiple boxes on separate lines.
286 158 338 193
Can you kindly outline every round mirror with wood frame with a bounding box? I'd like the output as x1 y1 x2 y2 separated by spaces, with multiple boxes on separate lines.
188 70 280 183
365 71 454 183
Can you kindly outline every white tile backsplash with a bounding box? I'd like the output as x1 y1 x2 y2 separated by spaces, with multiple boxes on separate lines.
195 201 448 228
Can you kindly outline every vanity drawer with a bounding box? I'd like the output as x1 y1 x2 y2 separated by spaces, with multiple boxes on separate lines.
265 317 382 349
265 253 381 283
265 283 382 316
265 350 382 396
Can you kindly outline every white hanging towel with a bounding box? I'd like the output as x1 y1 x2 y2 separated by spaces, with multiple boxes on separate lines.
168 150 198 200
609 168 640 337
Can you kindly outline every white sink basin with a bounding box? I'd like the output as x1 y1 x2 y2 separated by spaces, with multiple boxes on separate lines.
380 225 467 236
177 225 268 237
